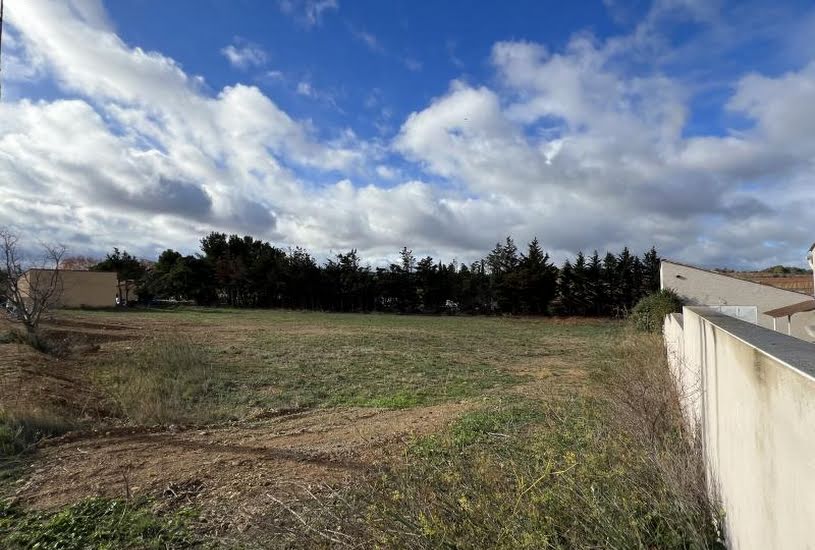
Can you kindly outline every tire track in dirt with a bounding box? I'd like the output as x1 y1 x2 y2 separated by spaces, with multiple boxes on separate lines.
11 401 474 520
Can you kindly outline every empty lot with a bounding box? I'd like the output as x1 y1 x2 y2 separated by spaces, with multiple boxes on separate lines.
0 310 719 548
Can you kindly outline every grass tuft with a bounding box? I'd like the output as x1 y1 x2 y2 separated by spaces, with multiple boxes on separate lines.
0 330 26 345
102 340 221 425
0 407 74 484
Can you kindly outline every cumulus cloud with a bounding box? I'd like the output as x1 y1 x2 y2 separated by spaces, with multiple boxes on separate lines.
0 0 365 257
395 33 815 267
2 0 815 269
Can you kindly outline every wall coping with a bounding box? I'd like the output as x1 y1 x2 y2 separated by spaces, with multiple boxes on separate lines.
686 306 815 383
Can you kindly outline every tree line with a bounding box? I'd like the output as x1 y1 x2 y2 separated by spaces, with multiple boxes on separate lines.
89 232 661 316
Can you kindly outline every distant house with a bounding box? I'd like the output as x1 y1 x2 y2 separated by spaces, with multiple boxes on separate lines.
661 260 815 340
17 269 119 309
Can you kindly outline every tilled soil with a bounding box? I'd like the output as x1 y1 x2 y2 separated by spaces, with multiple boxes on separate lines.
10 402 472 532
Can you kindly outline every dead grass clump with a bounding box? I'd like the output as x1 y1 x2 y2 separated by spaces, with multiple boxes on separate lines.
1 406 74 482
595 330 724 545
105 340 218 426
0 330 26 345
0 328 75 357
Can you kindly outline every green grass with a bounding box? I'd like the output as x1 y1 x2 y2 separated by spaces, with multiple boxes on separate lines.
217 313 615 412
48 309 719 548
255 331 723 549
81 309 618 421
0 497 197 549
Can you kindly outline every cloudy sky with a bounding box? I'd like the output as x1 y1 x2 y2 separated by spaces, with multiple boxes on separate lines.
2 0 814 268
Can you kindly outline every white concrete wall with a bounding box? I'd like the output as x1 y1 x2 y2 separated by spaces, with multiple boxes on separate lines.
665 308 815 550
661 260 815 341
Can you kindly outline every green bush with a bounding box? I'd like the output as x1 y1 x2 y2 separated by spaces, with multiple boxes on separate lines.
630 289 683 333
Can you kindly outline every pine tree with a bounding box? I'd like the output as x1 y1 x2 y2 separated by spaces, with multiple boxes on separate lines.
587 250 603 315
555 260 576 315
571 251 590 315
602 252 620 316
518 237 558 314
641 246 661 296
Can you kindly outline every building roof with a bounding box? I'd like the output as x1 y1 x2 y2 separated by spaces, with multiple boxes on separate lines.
764 300 815 318
663 259 814 298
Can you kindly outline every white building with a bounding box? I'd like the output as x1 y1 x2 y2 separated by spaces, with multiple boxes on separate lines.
660 260 815 341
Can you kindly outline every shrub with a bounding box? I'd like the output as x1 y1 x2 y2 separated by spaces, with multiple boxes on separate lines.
105 340 218 425
630 289 683 333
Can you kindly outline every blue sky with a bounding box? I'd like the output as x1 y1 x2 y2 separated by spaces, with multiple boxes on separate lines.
2 0 815 268
98 0 617 162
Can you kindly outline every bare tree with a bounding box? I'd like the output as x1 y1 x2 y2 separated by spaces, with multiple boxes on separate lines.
1 228 66 341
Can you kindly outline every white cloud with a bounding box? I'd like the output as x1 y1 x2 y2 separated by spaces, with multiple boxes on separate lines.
395 33 815 267
2 0 815 269
278 0 338 27
296 81 315 97
221 41 268 69
351 27 384 53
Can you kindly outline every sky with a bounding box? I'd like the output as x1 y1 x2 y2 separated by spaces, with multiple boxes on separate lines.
2 0 815 269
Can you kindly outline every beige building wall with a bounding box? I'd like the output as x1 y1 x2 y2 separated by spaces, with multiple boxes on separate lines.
19 270 119 308
667 308 815 550
661 260 815 341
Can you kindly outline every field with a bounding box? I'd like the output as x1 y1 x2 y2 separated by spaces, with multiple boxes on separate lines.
0 309 720 548
736 273 814 295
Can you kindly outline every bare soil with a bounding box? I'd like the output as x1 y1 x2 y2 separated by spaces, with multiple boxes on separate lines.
10 402 471 533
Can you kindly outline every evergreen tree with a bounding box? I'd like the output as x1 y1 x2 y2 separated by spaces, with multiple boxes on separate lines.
617 247 636 314
586 251 604 315
555 260 576 315
571 251 590 315
92 247 146 303
519 238 558 314
641 246 661 296
602 252 620 317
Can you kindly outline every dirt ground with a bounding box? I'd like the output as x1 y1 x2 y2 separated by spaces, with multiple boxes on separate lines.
11 403 471 533
0 313 484 535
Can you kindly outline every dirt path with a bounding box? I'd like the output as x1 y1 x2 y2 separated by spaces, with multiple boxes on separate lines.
10 402 472 531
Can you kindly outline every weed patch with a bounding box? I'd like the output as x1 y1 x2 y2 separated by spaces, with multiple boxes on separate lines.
0 408 73 484
294 397 723 549
0 497 197 549
100 340 223 425
0 330 25 345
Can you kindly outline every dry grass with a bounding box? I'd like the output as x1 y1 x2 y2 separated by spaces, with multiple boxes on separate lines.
0 406 73 485
594 330 723 546
101 339 219 425
241 329 724 549
0 310 722 547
